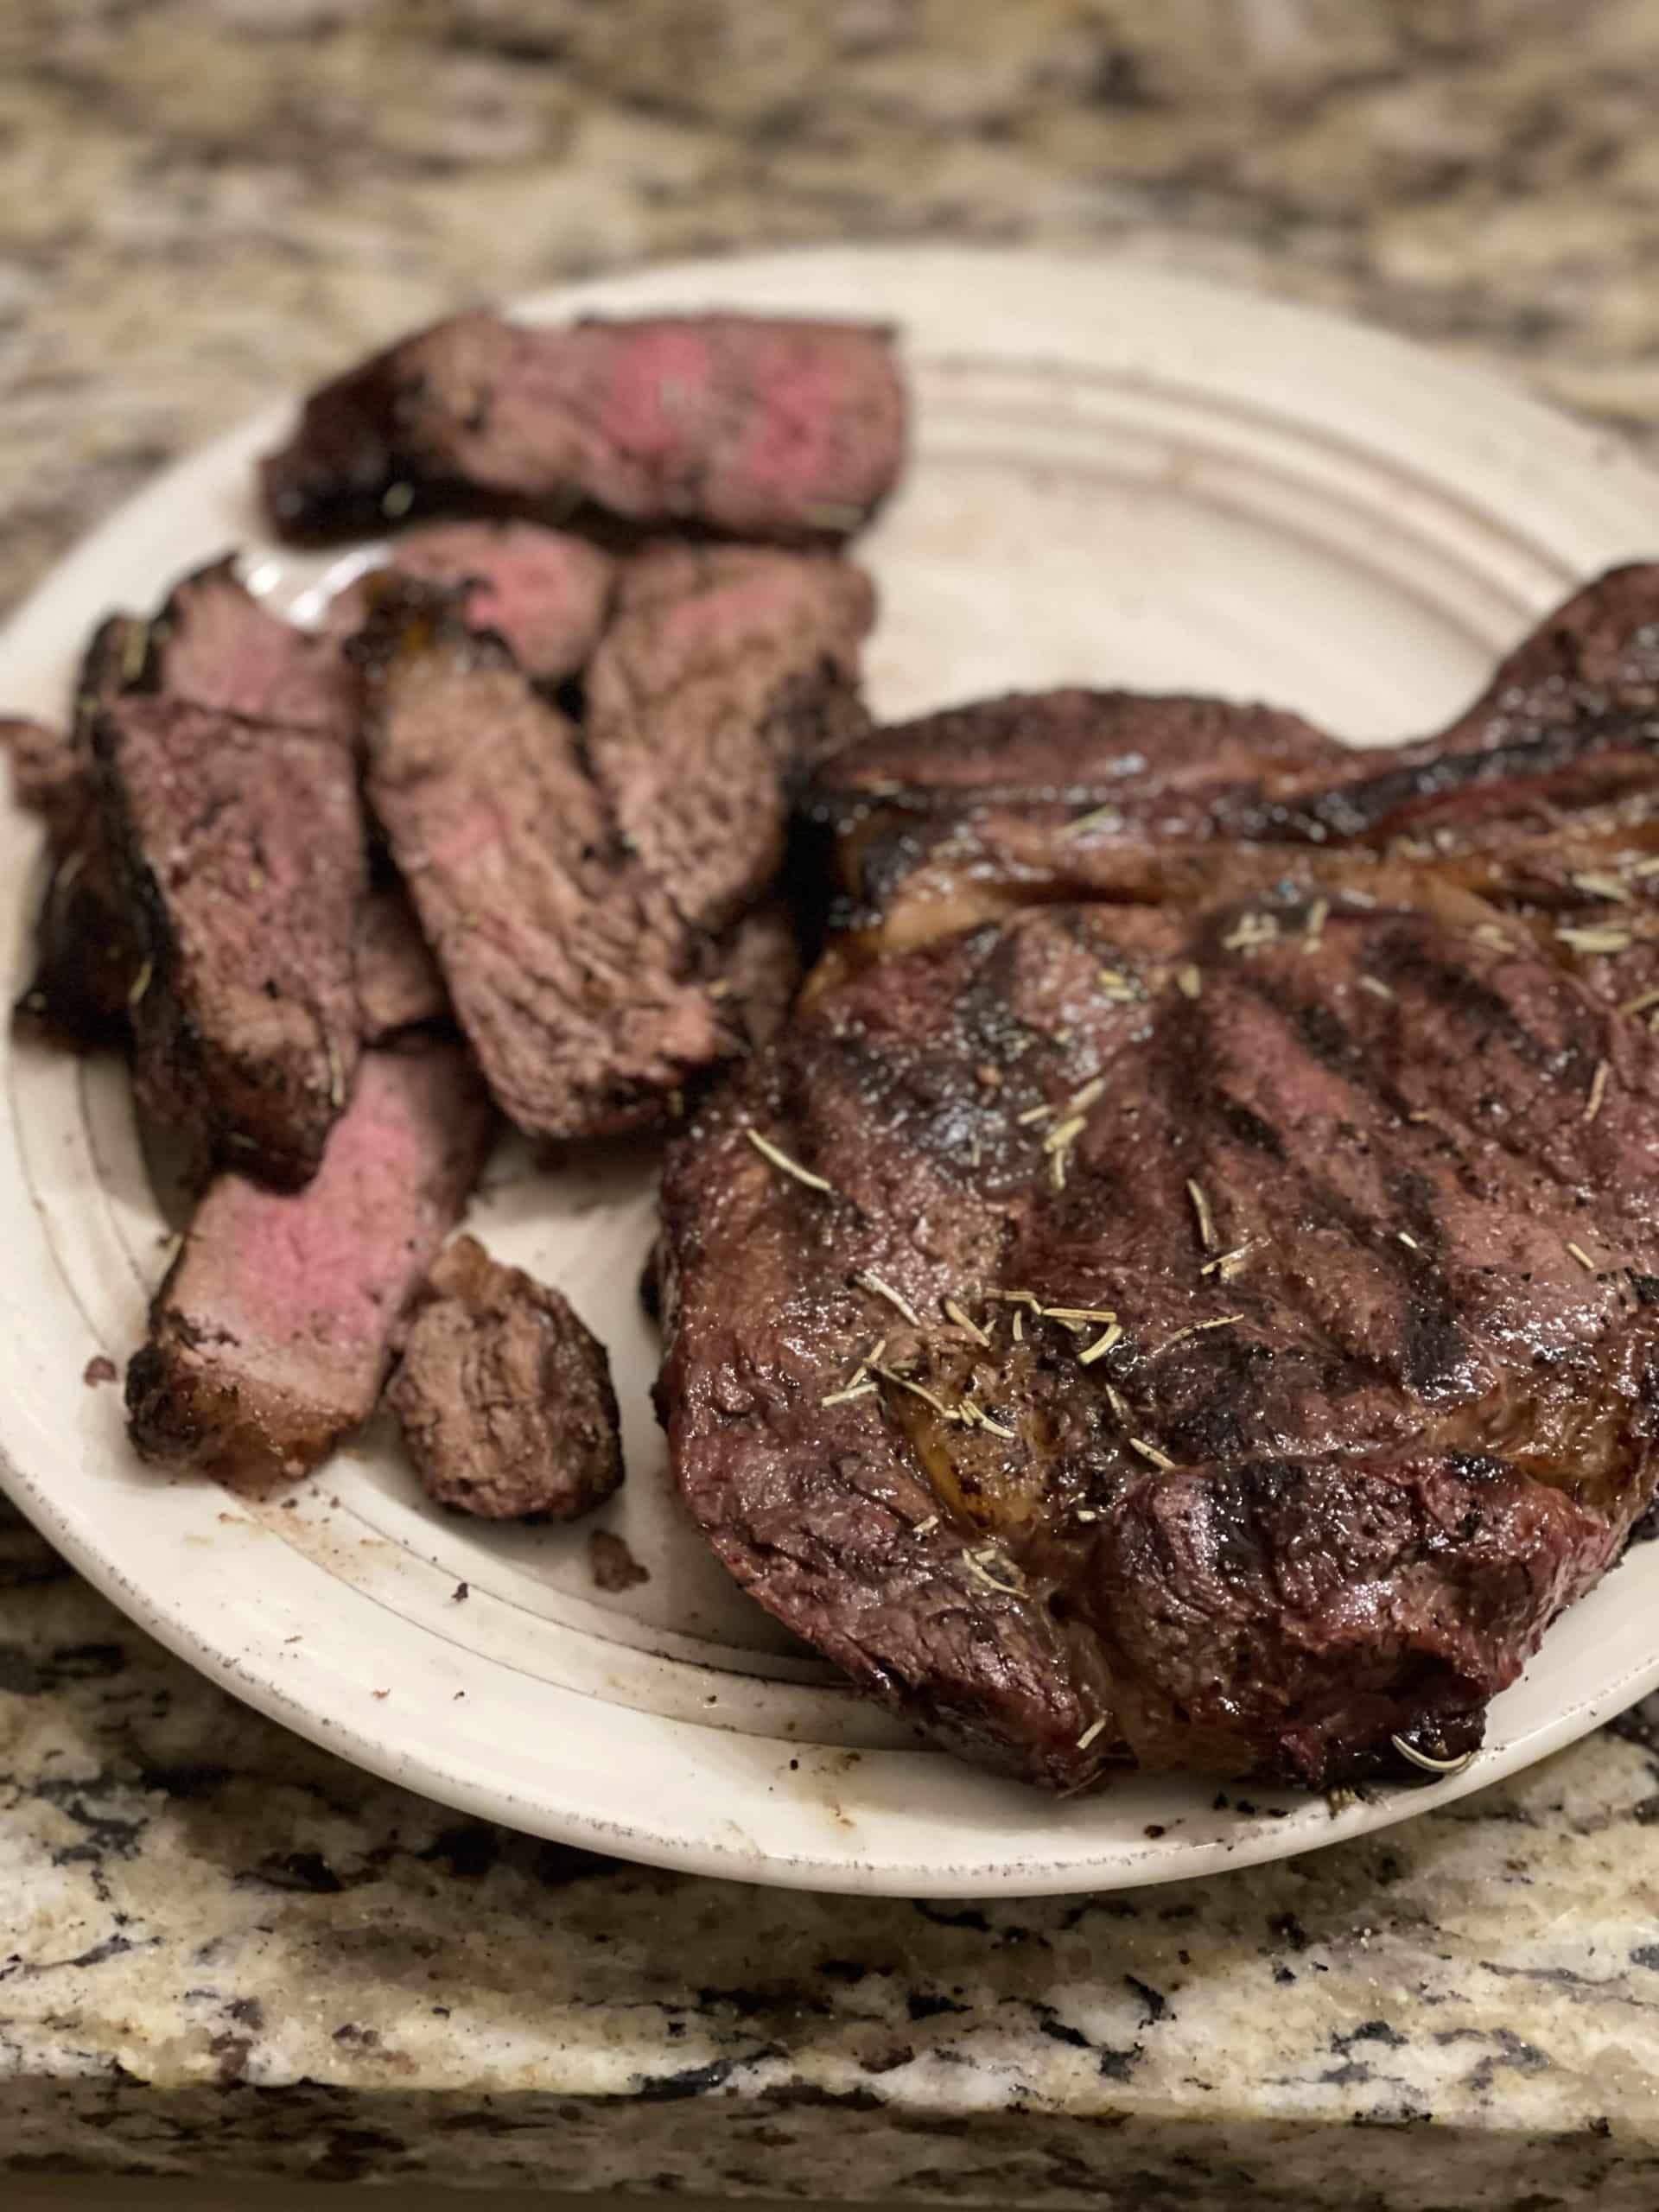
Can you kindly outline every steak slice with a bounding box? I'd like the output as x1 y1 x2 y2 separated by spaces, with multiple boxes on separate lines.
127 1041 492 1488
387 1234 622 1521
94 696 367 1185
12 566 359 1048
354 886 449 1040
355 586 732 1141
321 521 615 684
260 311 906 545
586 542 874 931
659 869 1659 1791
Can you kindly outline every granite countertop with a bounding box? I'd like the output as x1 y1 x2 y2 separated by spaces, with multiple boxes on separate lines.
5 4 1659 2204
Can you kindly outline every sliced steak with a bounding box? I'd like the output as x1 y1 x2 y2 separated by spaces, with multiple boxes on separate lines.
128 1041 490 1487
321 521 614 684
660 868 1659 1791
94 696 367 1185
387 1234 622 1521
261 311 906 545
586 542 874 931
355 887 449 1040
355 585 732 1141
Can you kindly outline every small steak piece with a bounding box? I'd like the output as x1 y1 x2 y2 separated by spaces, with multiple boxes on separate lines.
590 1529 650 1592
661 871 1659 1791
128 1043 490 1487
322 522 614 684
356 587 731 1141
94 696 367 1185
261 311 906 545
355 887 449 1040
146 556 358 736
388 1235 622 1522
586 543 874 930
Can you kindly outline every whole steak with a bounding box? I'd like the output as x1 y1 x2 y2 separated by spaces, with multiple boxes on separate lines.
658 868 1659 1791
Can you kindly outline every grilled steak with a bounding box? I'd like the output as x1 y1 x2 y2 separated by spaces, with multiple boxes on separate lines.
659 867 1659 1791
128 1041 490 1488
261 311 906 545
354 886 450 1040
321 521 615 683
586 542 874 931
93 695 367 1185
388 1234 622 1521
355 586 733 1141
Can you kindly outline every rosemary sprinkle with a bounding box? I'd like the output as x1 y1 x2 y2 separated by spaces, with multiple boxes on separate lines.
1058 802 1123 842
1176 963 1203 1000
1567 1242 1598 1273
1358 975 1395 1001
747 1128 836 1193
1128 1436 1177 1471
1076 1717 1107 1751
1390 1734 1476 1777
1586 1059 1611 1123
821 1380 878 1407
943 1295 990 1346
1185 1177 1217 1250
1077 1322 1123 1363
1558 923 1634 954
855 1272 924 1328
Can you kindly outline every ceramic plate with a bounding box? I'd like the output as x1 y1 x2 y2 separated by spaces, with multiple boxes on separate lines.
3 247 1656 1897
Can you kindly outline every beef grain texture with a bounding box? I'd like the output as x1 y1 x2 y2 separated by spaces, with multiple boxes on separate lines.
659 868 1659 1792
261 311 906 545
146 556 358 736
388 1235 622 1522
128 1043 491 1487
586 542 874 931
354 887 450 1040
94 695 367 1185
321 521 615 683
356 587 733 1142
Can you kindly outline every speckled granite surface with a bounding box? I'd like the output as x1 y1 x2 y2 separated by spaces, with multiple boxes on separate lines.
5 3 1659 2203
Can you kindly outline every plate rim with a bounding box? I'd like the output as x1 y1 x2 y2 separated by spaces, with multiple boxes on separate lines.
3 241 1657 1897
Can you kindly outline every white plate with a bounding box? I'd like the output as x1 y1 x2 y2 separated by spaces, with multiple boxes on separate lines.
3 246 1657 1897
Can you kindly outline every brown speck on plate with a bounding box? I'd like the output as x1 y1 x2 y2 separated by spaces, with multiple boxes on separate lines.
82 1354 118 1388
453 1580 469 1602
590 1528 650 1592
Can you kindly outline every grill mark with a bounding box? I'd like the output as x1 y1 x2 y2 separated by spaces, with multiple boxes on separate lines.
1374 929 1602 1091
1232 715 1659 845
1241 969 1417 1126
1171 968 1470 1400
